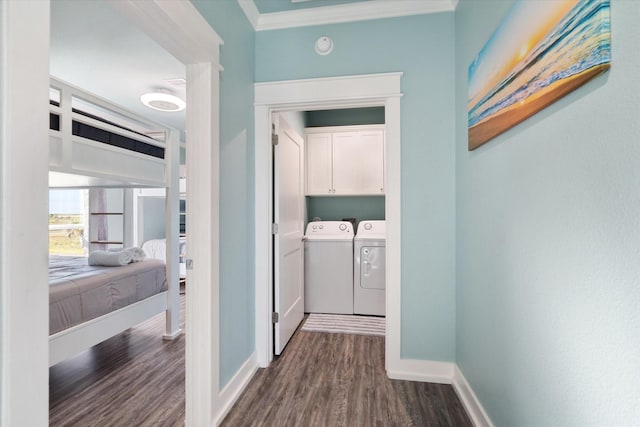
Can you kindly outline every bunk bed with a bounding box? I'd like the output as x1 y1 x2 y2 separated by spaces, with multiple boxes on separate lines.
48 77 183 367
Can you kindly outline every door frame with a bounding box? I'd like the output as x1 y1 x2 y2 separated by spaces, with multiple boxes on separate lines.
1 1 223 425
254 72 403 371
94 3 225 425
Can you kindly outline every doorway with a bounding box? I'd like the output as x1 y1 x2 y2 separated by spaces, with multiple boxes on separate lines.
0 1 222 425
255 72 403 372
271 108 387 355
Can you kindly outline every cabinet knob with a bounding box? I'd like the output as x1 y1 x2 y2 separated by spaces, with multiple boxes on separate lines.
380 188 384 192
328 189 332 193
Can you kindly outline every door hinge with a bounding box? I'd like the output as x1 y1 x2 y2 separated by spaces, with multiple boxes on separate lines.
272 223 279 234
272 312 279 323
272 133 279 146
185 259 194 270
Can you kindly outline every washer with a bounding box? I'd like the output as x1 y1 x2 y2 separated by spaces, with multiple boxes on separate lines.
354 220 386 316
304 221 354 314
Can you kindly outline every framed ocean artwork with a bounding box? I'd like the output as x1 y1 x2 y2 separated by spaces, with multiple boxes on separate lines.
467 0 611 150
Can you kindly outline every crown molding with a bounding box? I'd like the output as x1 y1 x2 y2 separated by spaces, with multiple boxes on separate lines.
237 0 260 30
238 0 458 31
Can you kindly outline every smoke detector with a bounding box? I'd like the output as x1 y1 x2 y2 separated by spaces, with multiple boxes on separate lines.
315 36 333 55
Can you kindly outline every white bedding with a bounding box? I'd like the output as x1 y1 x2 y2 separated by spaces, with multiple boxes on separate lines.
142 237 186 277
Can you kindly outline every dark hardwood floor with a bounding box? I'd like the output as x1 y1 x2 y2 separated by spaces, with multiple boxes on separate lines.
49 295 186 426
221 330 472 427
50 296 470 427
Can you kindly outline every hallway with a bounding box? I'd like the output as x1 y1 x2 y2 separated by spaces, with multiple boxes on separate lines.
222 327 471 426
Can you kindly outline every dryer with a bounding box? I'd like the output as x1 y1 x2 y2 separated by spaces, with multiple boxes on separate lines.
304 221 354 314
353 220 385 316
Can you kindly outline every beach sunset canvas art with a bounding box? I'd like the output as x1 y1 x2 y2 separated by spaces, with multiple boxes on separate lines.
467 0 611 150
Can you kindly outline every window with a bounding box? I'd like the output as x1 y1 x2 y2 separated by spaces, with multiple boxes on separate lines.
49 189 88 256
49 188 126 256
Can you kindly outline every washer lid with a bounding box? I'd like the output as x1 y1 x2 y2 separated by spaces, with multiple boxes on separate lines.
305 221 354 239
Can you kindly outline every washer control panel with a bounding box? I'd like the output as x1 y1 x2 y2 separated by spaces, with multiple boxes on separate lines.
356 220 386 237
306 221 353 235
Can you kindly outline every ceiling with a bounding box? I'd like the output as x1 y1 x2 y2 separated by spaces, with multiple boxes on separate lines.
241 0 458 30
253 0 373 14
50 0 186 138
49 0 458 141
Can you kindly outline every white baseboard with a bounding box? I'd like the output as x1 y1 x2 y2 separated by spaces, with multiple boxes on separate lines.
387 359 493 427
212 353 492 427
214 352 259 426
387 358 455 384
452 365 494 427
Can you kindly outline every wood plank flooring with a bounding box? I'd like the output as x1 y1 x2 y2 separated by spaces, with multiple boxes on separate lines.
50 298 470 427
221 329 472 427
49 295 186 426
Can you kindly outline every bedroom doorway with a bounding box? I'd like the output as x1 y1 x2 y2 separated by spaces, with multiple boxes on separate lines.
0 1 222 425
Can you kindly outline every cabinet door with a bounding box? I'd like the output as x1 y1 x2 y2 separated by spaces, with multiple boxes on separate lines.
332 130 384 195
305 132 333 195
357 130 385 194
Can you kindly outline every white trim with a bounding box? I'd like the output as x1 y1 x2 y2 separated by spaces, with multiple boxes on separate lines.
387 359 455 384
254 105 274 368
49 291 168 366
453 365 495 427
384 360 496 427
237 0 260 30
164 128 182 340
107 0 223 64
186 61 221 427
383 95 401 375
66 3 222 427
254 73 402 369
214 352 259 426
0 1 50 424
242 0 458 31
255 73 404 106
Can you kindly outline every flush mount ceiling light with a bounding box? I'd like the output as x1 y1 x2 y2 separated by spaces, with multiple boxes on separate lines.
315 36 333 55
140 91 186 112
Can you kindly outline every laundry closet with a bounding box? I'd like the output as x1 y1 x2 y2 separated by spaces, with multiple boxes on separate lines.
302 107 386 318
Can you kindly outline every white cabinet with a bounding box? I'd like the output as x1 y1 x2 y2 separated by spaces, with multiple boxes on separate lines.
305 125 385 196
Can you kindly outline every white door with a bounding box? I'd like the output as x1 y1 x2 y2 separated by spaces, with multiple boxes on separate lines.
273 115 305 355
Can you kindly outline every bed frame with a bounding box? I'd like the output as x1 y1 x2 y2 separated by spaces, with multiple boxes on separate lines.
48 77 182 366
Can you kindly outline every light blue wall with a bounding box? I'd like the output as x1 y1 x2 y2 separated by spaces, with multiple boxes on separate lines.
306 196 384 229
455 1 640 425
191 0 256 388
257 14 456 361
141 197 166 242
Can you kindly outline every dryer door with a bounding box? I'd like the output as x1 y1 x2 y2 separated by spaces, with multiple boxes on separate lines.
359 245 385 289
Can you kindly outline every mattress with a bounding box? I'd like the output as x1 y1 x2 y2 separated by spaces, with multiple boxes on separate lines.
49 255 167 335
